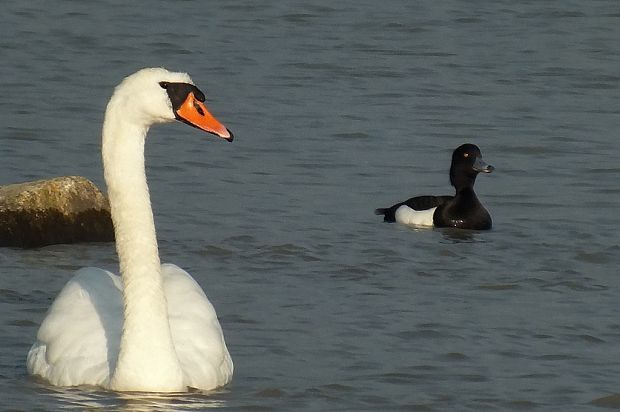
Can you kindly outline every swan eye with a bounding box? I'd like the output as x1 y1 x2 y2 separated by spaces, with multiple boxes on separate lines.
159 81 169 89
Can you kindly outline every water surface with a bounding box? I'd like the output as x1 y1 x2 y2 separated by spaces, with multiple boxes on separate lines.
1 0 620 410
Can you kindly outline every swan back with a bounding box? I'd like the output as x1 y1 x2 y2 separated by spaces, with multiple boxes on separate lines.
27 268 123 387
27 265 234 390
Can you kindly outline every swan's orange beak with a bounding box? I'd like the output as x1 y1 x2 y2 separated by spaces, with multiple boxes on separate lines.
175 92 233 142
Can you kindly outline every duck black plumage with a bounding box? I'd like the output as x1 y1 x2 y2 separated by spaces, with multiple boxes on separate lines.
375 144 494 230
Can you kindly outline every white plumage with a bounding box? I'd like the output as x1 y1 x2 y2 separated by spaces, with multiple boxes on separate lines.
27 264 232 390
394 205 436 227
27 68 233 392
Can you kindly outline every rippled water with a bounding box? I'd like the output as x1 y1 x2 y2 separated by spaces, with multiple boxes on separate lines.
2 0 620 410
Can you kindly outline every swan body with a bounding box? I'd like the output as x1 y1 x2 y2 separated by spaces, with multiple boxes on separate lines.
27 68 234 392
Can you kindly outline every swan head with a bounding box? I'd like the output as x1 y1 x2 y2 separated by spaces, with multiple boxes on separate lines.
107 67 233 141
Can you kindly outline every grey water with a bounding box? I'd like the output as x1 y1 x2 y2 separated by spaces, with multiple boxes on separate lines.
1 0 620 410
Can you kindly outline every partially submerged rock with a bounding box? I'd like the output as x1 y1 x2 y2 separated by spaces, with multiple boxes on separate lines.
0 176 114 248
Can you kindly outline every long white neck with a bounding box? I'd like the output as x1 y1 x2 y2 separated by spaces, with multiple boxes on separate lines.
102 98 184 392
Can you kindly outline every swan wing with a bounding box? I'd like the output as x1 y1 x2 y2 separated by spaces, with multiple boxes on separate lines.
27 267 122 387
162 263 233 390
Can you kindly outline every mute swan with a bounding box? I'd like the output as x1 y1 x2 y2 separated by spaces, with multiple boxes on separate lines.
27 68 234 392
375 144 494 230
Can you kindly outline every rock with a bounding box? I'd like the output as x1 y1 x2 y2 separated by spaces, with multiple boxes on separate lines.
0 176 114 248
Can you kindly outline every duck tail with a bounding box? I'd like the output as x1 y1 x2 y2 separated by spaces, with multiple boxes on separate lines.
374 208 388 216
375 206 397 222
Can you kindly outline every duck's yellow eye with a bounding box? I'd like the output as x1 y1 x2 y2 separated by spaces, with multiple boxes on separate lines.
464 153 469 158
